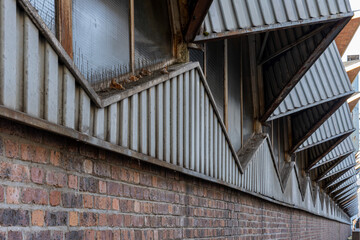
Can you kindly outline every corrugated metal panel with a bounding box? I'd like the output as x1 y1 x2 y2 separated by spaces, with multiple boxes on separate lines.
334 183 357 199
197 0 352 41
297 104 354 151
319 154 356 181
310 137 354 170
269 42 352 120
1 0 354 222
332 176 357 194
327 168 356 188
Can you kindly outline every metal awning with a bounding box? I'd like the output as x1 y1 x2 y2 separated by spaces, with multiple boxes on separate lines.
326 167 356 189
308 137 354 171
330 175 357 194
296 104 354 151
318 154 356 182
196 0 352 41
269 42 353 121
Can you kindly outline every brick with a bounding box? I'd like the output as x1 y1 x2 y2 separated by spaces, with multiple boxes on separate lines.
94 161 111 177
112 198 120 210
21 188 48 205
45 211 67 226
83 194 93 208
84 230 95 240
0 162 30 183
68 175 78 189
20 143 35 161
0 209 29 226
8 231 22 240
99 213 108 226
95 196 110 210
97 231 113 240
6 186 20 204
51 231 63 240
111 165 121 180
25 231 50 240
99 180 107 194
4 139 18 158
50 150 61 166
83 159 93 174
80 212 97 226
65 231 84 240
31 210 44 226
62 192 82 208
107 182 122 196
49 191 61 206
69 212 78 226
34 147 47 163
46 171 66 187
79 177 98 193
31 167 45 184
108 214 123 227
0 186 3 202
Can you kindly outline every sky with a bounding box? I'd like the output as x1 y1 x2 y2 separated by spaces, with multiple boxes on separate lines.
342 0 360 60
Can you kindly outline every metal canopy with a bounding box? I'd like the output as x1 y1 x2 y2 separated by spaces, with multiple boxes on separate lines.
318 154 356 182
296 104 354 152
330 175 357 194
195 0 352 42
309 137 354 171
269 42 353 121
326 167 356 189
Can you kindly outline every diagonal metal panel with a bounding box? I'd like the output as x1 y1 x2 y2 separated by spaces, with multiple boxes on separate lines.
309 137 354 171
269 42 353 120
318 154 356 181
296 104 354 151
196 0 352 41
331 176 357 194
326 168 356 189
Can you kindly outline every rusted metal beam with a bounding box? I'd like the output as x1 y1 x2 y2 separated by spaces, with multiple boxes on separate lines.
184 0 213 42
260 18 351 123
55 0 73 59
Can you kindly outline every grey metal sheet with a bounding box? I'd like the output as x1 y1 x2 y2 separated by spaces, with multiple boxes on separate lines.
270 42 352 120
332 176 357 194
297 104 354 151
310 137 355 170
196 0 352 41
319 154 356 181
327 168 356 188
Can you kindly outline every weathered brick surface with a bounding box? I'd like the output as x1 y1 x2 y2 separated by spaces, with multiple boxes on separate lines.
0 118 352 239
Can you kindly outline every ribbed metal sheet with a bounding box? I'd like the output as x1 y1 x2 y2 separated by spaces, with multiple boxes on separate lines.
334 183 357 199
327 168 356 188
297 104 354 151
1 0 354 222
319 154 356 181
270 42 352 120
310 137 355 170
197 0 352 41
331 176 357 194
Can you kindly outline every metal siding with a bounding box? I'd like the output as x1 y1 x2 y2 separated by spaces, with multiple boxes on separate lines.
270 42 352 120
320 154 356 181
198 0 352 40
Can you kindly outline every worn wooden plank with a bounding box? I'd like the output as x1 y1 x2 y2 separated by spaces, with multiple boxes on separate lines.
120 98 129 148
107 103 118 144
63 68 76 128
130 94 139 151
94 108 105 140
156 84 164 160
148 87 156 157
55 0 73 58
79 89 91 134
139 91 148 154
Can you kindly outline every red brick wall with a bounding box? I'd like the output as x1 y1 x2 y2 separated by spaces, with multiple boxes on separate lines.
0 118 352 240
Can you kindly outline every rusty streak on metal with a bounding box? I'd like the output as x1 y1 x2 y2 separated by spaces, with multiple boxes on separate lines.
184 0 213 42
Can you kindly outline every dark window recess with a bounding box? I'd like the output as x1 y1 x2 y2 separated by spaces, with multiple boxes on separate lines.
189 49 204 71
134 0 172 69
29 0 56 34
72 0 130 84
206 40 224 119
348 55 360 61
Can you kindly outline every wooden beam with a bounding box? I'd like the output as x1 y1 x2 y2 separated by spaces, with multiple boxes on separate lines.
260 18 351 122
224 39 228 129
184 0 213 42
129 0 135 74
55 0 73 59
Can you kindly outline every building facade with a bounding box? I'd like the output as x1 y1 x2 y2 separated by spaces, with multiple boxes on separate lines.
0 0 358 239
